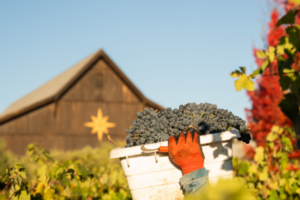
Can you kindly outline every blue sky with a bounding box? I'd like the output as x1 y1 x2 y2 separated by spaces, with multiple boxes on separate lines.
0 1 272 119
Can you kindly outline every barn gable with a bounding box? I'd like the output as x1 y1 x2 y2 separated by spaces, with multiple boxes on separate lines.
0 49 163 155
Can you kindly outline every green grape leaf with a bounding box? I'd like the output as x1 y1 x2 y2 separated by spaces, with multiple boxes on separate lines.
240 66 246 74
2 175 9 183
251 67 263 78
55 167 64 177
286 26 300 49
284 68 297 81
258 166 268 181
66 168 74 174
284 126 296 137
271 126 284 134
230 67 247 78
256 50 268 59
76 163 90 179
296 188 300 196
254 147 265 164
279 93 299 122
14 164 25 170
269 181 279 190
278 152 289 170
63 160 72 168
261 59 270 71
269 46 276 62
279 76 291 90
250 60 270 79
61 176 71 188
279 186 288 199
234 74 255 91
269 189 280 199
277 37 296 54
43 187 55 200
248 164 258 175
12 190 30 200
237 161 249 175
277 9 299 26
19 171 26 179
35 183 45 194
230 70 242 78
281 136 293 152
14 184 21 191
266 132 278 142
288 178 297 189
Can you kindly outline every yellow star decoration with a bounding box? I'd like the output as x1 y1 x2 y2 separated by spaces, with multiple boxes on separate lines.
84 108 116 141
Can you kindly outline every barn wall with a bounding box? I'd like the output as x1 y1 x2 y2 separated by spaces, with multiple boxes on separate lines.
0 59 149 155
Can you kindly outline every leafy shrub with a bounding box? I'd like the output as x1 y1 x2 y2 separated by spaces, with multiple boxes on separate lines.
0 142 131 200
233 126 300 199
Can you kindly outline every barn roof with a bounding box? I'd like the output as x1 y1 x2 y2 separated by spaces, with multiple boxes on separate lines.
0 49 163 124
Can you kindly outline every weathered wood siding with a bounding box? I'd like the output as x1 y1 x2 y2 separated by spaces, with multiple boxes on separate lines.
0 59 152 155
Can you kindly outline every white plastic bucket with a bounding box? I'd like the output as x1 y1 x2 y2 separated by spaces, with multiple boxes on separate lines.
110 129 240 200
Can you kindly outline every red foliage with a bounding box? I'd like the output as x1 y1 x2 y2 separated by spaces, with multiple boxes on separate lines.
246 63 291 147
292 52 300 70
246 7 292 144
268 9 285 46
286 163 300 171
246 2 300 157
243 144 255 159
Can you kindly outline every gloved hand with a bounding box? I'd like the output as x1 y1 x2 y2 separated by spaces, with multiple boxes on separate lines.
168 130 204 175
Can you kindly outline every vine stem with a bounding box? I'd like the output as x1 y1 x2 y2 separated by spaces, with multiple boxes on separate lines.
107 135 123 148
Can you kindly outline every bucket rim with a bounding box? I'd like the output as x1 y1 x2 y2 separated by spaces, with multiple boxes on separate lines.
110 128 240 159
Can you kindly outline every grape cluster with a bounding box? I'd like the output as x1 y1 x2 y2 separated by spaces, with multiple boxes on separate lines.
124 102 251 148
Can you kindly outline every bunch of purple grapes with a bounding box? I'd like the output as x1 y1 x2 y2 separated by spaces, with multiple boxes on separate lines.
124 102 251 148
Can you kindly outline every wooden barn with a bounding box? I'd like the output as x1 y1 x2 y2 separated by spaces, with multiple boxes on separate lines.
0 49 163 155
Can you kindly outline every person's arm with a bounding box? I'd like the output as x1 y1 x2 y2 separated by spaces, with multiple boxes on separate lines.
179 167 208 195
168 130 209 196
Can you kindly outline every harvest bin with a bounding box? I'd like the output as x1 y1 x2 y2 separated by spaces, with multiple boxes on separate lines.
110 129 240 200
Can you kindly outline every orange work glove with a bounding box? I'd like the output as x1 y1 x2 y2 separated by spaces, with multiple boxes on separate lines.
168 131 204 175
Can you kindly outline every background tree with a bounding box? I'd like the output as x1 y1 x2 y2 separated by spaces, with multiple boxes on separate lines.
231 0 300 151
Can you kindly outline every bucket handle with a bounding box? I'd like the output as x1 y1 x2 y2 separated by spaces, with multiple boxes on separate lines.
140 145 159 163
126 156 130 167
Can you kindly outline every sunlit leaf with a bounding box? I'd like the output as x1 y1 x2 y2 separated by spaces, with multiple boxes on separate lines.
271 126 283 134
234 74 255 91
258 166 268 181
250 67 263 78
269 46 276 62
230 70 242 78
261 59 270 71
256 50 268 59
239 67 246 74
266 132 278 142
19 171 26 179
12 190 30 200
43 187 55 200
281 136 293 152
277 37 295 54
254 147 265 164
248 164 258 175
14 164 25 170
